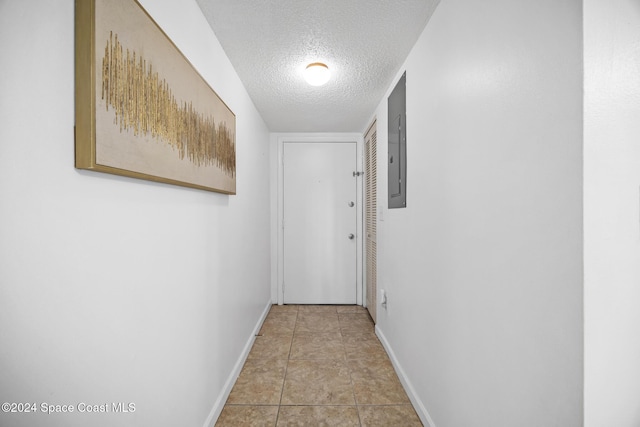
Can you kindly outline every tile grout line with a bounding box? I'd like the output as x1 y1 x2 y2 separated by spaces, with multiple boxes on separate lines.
274 306 298 426
342 326 364 427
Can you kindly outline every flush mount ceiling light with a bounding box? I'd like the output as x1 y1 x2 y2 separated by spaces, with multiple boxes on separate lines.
304 62 330 86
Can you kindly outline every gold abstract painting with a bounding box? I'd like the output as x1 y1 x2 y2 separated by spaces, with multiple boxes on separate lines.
75 0 236 194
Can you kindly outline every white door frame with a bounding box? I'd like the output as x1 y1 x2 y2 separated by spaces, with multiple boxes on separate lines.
272 133 364 306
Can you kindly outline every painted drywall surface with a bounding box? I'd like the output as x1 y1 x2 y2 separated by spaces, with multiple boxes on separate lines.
373 0 583 426
0 1 270 426
584 0 640 425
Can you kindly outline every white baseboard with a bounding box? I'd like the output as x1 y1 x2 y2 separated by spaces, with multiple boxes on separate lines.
203 300 273 427
375 325 437 427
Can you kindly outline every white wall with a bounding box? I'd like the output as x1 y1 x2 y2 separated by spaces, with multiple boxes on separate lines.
584 0 640 425
0 1 271 426
372 0 583 426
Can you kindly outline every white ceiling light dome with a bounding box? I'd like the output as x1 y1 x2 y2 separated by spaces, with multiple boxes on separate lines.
304 62 331 86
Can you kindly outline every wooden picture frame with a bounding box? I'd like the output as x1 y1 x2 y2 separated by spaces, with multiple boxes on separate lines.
75 0 236 194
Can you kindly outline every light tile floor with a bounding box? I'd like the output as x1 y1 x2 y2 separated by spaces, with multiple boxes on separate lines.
216 304 423 426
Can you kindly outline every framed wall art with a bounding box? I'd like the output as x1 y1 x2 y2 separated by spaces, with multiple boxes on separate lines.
75 0 236 194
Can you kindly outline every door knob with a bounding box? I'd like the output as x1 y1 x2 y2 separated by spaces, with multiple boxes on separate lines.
348 233 355 240
348 201 354 207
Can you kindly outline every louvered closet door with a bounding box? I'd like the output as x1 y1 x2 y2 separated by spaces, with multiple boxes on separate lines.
365 121 377 322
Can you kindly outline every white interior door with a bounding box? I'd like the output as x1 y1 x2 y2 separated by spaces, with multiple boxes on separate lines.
283 142 357 304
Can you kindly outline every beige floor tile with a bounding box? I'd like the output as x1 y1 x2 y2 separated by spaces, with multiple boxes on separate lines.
260 312 297 336
215 405 278 427
336 305 368 313
349 359 410 405
281 360 355 405
338 312 374 323
342 333 388 360
290 332 346 360
341 324 375 334
339 313 375 334
298 305 338 313
248 335 293 360
218 304 424 426
276 405 360 426
359 405 423 426
227 359 287 405
269 304 300 313
294 312 340 334
341 328 377 337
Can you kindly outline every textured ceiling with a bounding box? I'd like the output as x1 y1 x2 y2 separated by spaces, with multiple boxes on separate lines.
195 0 440 132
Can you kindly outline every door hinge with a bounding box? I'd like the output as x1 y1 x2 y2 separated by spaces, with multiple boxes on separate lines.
353 171 363 177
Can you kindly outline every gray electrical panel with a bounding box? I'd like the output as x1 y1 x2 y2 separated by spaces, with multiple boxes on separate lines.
388 72 406 209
